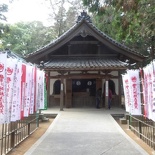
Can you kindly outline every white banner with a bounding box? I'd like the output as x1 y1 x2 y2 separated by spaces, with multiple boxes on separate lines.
152 61 155 121
36 69 45 110
11 61 22 121
122 61 155 120
36 69 39 111
127 70 142 115
21 63 26 119
29 66 35 114
39 71 45 109
148 64 153 120
0 53 7 124
16 61 22 120
24 65 33 117
143 63 155 121
122 74 130 112
143 67 149 118
6 58 17 123
143 65 153 119
0 52 46 124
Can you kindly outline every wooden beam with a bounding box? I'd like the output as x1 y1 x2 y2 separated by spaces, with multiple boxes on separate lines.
69 41 99 45
49 73 119 79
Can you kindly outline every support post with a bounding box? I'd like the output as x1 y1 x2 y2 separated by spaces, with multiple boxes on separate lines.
60 77 64 111
97 44 101 55
47 71 50 107
105 80 109 108
10 123 15 148
68 44 71 55
118 71 122 107
138 121 142 139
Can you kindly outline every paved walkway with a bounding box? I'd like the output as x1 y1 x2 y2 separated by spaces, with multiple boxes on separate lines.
25 107 149 155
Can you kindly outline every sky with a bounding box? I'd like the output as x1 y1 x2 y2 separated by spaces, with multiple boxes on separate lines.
2 0 67 26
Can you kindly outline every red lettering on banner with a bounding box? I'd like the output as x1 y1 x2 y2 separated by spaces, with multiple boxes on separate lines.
7 77 11 83
125 79 130 107
131 76 137 83
125 79 129 84
0 72 4 114
7 67 13 75
0 96 4 114
0 74 4 82
133 94 138 109
125 84 130 106
0 63 4 72
0 86 4 91
131 77 138 109
0 91 4 96
6 77 11 97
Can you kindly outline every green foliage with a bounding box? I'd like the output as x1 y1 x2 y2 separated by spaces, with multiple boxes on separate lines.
83 0 100 13
83 0 155 56
0 3 9 39
1 0 83 55
0 3 8 21
65 6 78 28
0 23 9 38
45 0 86 37
52 6 67 37
0 21 56 55
51 0 82 37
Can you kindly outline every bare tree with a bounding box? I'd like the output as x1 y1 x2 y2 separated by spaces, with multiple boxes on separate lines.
45 0 86 36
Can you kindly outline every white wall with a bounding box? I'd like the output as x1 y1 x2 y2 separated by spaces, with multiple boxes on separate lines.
49 71 119 95
50 71 59 95
102 71 119 95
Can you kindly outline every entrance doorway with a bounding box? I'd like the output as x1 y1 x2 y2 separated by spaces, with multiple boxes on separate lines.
72 79 96 96
72 79 96 107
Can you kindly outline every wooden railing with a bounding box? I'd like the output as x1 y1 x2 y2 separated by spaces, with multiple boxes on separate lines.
0 114 39 155
129 115 155 150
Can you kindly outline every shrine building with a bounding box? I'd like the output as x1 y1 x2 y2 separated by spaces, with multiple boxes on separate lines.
26 11 145 110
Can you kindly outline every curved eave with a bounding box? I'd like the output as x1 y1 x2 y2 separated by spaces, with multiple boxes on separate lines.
44 67 128 72
43 56 129 71
26 23 80 61
26 19 145 62
86 22 145 62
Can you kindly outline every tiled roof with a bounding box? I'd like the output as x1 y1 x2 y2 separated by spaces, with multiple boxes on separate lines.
44 56 128 71
26 15 145 60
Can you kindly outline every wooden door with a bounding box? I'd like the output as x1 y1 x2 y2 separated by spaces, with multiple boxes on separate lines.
96 79 102 90
96 79 103 107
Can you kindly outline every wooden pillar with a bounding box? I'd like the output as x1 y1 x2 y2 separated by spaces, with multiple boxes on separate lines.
105 80 109 108
68 44 71 55
97 44 101 55
96 78 102 108
65 79 72 108
47 71 50 107
96 78 102 90
118 71 122 107
60 77 64 111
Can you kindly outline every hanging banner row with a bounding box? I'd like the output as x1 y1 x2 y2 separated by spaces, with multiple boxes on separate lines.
122 61 155 122
0 52 46 124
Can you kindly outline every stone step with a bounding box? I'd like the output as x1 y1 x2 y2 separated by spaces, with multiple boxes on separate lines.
124 113 129 120
119 118 127 124
39 114 49 122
